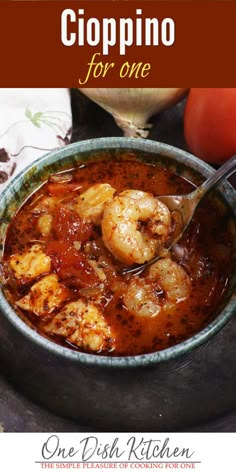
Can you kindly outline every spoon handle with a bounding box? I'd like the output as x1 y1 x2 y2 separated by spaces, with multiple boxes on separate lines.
199 154 236 196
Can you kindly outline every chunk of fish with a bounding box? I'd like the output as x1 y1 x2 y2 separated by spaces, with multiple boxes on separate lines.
45 299 114 352
9 244 51 281
16 273 70 317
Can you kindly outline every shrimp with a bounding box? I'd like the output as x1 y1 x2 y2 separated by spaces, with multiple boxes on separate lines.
73 183 116 225
37 214 53 236
123 278 162 317
102 189 171 264
148 258 191 306
123 258 191 317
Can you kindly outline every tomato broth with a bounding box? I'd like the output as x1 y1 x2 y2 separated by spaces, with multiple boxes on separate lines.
2 155 234 356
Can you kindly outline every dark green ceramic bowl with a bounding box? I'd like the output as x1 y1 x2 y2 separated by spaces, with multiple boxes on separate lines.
0 138 235 429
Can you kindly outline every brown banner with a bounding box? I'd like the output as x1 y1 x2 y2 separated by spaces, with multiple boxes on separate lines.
1 1 236 86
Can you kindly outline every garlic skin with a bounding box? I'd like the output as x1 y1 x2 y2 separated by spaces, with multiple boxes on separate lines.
79 88 187 137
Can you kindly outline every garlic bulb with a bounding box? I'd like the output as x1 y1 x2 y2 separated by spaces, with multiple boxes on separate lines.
79 88 187 137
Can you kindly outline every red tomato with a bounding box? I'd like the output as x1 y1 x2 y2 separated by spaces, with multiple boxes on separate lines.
46 241 99 288
47 183 82 196
184 88 236 164
54 206 94 243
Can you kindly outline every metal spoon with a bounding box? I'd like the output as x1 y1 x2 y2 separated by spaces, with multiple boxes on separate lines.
122 154 236 275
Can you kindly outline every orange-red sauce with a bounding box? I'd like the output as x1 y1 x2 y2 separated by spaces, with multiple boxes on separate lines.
2 155 234 355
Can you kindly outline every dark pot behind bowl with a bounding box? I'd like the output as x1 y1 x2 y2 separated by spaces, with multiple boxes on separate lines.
0 138 235 431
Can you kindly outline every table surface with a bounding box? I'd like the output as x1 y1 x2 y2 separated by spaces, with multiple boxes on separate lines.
0 90 235 432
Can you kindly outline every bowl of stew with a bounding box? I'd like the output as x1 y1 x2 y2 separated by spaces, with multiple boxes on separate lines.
0 137 235 430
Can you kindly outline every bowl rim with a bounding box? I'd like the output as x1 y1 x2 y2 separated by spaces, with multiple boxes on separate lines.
0 136 235 369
